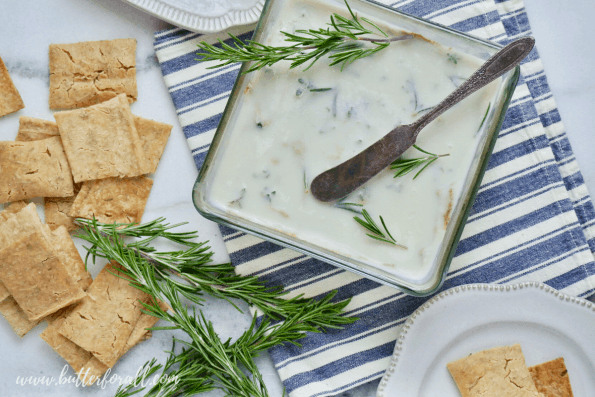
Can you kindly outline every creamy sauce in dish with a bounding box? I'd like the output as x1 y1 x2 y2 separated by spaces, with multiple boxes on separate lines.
205 0 500 283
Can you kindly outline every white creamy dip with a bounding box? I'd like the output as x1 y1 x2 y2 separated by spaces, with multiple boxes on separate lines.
205 0 500 284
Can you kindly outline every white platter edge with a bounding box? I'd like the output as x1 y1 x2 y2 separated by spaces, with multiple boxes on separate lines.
376 282 595 397
122 0 264 33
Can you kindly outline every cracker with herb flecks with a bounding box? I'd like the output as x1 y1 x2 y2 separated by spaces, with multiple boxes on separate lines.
0 203 47 302
43 299 168 385
40 309 94 372
447 344 542 397
45 183 82 232
0 138 75 204
0 56 25 118
54 94 147 183
50 226 93 291
70 176 153 224
77 299 169 385
0 229 86 321
57 262 152 368
0 297 40 337
11 118 82 231
134 115 172 174
15 116 60 142
49 39 137 109
529 358 574 397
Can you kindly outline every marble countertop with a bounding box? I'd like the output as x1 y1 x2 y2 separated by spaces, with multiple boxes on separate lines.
0 0 593 396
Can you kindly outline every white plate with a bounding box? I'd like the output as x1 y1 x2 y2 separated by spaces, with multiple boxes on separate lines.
377 282 595 397
123 0 264 33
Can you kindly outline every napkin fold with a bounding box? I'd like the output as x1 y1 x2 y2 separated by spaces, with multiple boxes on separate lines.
154 0 595 395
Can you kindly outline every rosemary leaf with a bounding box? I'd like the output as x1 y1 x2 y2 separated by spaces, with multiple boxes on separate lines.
390 144 449 179
478 102 491 132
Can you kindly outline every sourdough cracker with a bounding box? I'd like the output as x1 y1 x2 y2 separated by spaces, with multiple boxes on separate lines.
54 94 147 182
78 358 109 386
134 115 172 174
16 116 60 142
40 308 94 372
0 203 46 302
0 56 25 118
70 176 153 224
0 229 86 321
58 262 152 367
0 297 40 337
45 183 81 232
12 118 81 230
447 344 542 397
0 138 75 203
0 284 8 303
49 39 137 109
529 358 574 397
78 299 169 385
0 203 47 244
50 226 93 291
5 200 29 212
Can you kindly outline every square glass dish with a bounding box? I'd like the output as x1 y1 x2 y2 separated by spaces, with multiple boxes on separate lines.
192 0 520 296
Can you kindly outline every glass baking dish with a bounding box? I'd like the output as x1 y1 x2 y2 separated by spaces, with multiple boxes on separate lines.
192 0 520 296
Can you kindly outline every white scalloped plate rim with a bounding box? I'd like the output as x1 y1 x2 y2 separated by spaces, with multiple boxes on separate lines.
377 282 595 397
123 0 264 33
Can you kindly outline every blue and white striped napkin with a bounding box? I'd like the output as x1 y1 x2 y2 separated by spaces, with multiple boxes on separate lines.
154 0 595 395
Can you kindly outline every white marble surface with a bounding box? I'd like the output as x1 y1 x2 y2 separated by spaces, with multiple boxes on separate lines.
0 0 593 396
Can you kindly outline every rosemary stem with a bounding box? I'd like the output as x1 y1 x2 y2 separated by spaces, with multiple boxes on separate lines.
296 34 412 51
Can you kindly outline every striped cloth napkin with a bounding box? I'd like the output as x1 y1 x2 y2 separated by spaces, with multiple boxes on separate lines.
154 0 595 395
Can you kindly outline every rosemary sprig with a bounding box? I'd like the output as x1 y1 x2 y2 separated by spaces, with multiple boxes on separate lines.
196 0 412 73
76 218 356 397
390 145 450 179
353 209 406 248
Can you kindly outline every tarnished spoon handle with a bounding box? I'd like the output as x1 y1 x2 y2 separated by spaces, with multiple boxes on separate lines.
412 37 535 136
310 37 535 203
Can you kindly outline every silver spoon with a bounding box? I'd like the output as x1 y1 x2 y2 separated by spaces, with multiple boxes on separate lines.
310 37 535 202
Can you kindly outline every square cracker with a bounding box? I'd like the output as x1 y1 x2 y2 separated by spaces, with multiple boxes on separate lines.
134 115 172 174
78 299 169 385
11 121 81 231
0 138 75 204
0 203 46 302
41 308 94 373
58 262 152 368
70 176 153 224
49 38 137 109
43 300 167 385
0 229 86 321
0 297 40 337
529 358 574 397
45 183 81 232
16 116 60 142
50 226 93 291
54 94 147 183
447 344 542 397
0 56 25 118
